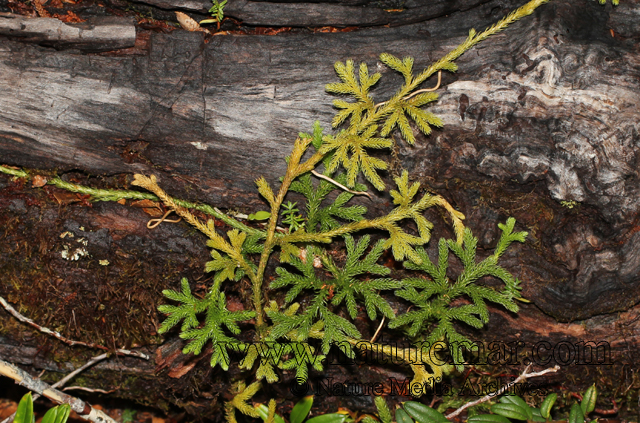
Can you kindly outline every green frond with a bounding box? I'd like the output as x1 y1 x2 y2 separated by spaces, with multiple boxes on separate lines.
390 219 526 370
326 82 355 95
405 105 439 136
359 62 381 91
242 234 264 254
407 92 439 107
269 236 401 350
311 120 324 149
159 284 254 371
495 217 528 257
158 278 204 333
390 171 420 207
383 224 424 263
358 153 388 190
380 109 401 137
320 130 392 190
396 110 415 144
279 241 302 263
256 177 275 207
374 397 393 423
440 61 458 72
289 170 366 233
205 249 237 282
256 360 279 383
228 381 261 419
326 60 378 106
380 53 414 84
331 100 368 128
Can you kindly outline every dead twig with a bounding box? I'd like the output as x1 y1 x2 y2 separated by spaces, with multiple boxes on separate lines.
369 316 385 344
2 354 111 423
0 359 117 423
311 170 371 199
0 295 148 359
446 364 561 419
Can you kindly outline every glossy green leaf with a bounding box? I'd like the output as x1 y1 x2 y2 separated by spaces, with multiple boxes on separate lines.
581 384 597 415
467 414 511 423
395 408 413 423
569 403 584 423
306 413 348 423
41 407 58 423
14 393 34 423
530 407 546 422
402 401 449 423
249 211 271 221
539 393 557 419
55 405 71 423
42 405 72 423
54 405 70 423
491 403 529 421
500 396 533 420
255 404 286 423
291 396 314 423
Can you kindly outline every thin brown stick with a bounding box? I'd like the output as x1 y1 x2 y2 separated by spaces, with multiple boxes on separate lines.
0 360 117 423
446 364 561 419
63 386 118 394
52 354 109 390
0 295 148 360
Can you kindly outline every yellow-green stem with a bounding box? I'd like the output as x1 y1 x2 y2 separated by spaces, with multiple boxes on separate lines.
252 147 325 334
355 0 550 135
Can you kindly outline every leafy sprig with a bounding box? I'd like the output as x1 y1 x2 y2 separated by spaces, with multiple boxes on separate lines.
281 201 306 232
158 278 255 370
268 246 363 354
389 218 527 368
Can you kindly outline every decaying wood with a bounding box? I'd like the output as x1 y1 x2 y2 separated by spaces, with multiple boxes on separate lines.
0 13 136 51
0 0 639 418
133 0 490 27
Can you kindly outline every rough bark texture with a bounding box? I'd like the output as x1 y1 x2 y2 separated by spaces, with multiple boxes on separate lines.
0 13 136 51
0 0 639 419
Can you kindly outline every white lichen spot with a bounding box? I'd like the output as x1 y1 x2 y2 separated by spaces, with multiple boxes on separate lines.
61 244 90 261
59 231 74 239
99 259 110 266
190 142 208 150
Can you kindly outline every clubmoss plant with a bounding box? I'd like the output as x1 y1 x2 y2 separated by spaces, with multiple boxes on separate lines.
128 0 556 414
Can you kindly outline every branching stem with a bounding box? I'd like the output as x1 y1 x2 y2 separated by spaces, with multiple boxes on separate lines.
253 140 324 333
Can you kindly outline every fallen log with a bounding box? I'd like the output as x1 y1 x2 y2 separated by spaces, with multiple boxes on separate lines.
0 0 639 418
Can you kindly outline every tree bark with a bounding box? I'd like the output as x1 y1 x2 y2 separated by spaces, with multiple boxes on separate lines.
0 0 639 419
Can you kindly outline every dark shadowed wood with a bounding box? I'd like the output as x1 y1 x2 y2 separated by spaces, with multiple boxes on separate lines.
0 0 639 418
132 0 492 27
